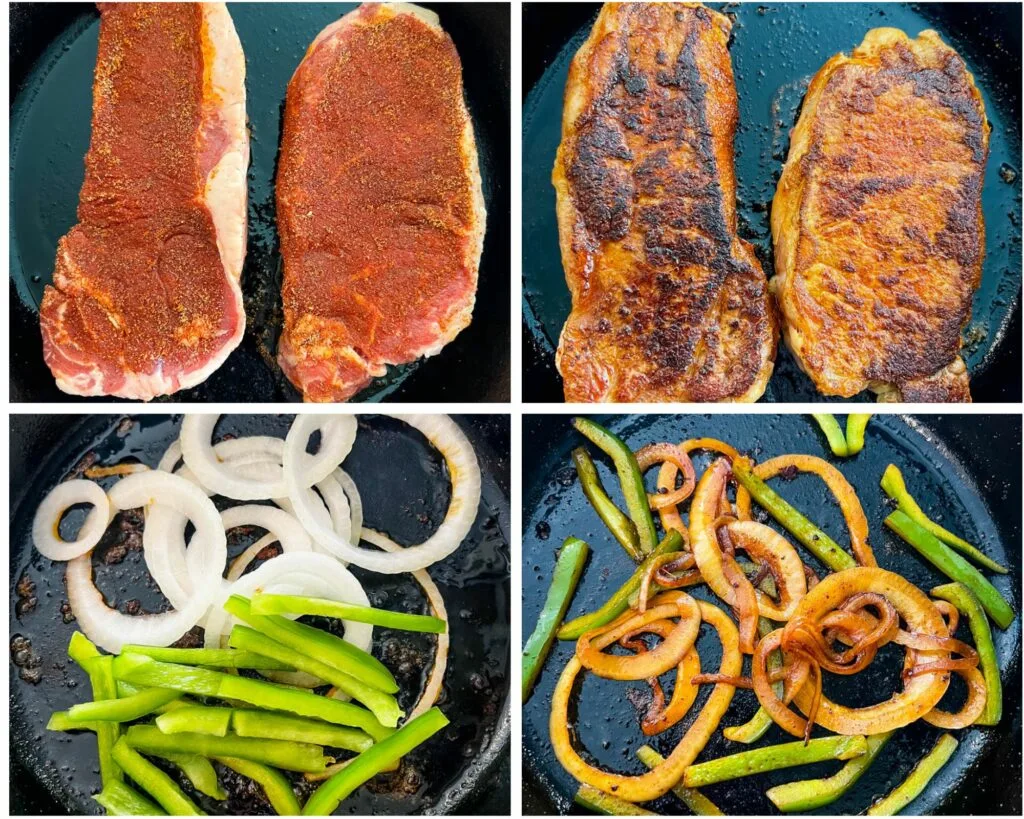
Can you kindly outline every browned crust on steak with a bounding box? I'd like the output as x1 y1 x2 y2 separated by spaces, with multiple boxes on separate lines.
553 2 777 403
771 28 989 403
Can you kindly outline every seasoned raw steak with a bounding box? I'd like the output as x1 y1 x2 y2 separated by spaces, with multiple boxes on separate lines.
772 28 989 402
40 2 248 400
553 2 777 403
277 3 485 402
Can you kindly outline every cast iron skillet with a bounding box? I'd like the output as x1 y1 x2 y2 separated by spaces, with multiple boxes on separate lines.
9 414 510 815
522 414 1021 814
9 2 511 403
522 2 1023 403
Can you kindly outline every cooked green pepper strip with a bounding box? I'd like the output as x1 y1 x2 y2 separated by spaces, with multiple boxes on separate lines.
156 706 233 737
573 447 642 560
557 531 684 640
154 753 227 800
73 649 123 786
121 644 294 670
573 417 658 555
224 595 398 693
67 687 182 723
766 731 893 812
301 707 448 815
723 618 779 744
93 781 167 816
522 536 590 701
845 414 871 455
111 738 203 815
636 746 721 815
228 624 403 727
881 465 1008 574
232 710 374 753
126 724 327 773
931 582 1002 724
885 510 1014 628
732 459 856 572
574 784 657 815
867 733 958 816
113 653 392 741
215 756 302 816
248 593 446 633
812 414 849 457
683 735 868 788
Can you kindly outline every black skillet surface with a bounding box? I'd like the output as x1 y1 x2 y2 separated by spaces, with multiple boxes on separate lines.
9 414 510 815
522 3 1023 403
522 414 1021 814
9 2 511 403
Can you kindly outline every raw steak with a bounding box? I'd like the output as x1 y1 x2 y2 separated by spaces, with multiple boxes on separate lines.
277 2 485 402
39 2 248 400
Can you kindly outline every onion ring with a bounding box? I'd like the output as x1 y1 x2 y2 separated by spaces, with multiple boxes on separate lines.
66 472 226 654
32 479 111 562
576 597 701 680
724 520 807 620
638 443 695 510
227 533 279 582
550 596 741 802
285 414 480 574
736 454 874 567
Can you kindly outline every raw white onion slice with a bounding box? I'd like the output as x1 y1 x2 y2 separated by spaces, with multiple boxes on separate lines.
284 414 480 573
66 472 226 654
336 468 363 538
227 533 278 582
202 552 373 656
180 416 289 500
32 479 111 562
360 528 449 719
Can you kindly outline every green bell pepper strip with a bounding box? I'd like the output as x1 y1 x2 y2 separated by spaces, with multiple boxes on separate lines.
155 753 227 800
113 653 392 741
885 510 1014 628
215 756 302 816
125 724 327 773
683 735 868 788
574 784 656 815
766 731 893 812
156 706 233 737
572 417 658 555
557 531 684 640
232 710 374 753
68 635 123 787
522 536 590 701
93 781 167 816
121 644 294 670
732 459 856 572
67 687 182 723
249 593 446 634
845 414 871 455
224 595 398 693
867 733 958 816
723 618 780 744
47 711 101 733
572 447 642 560
636 746 721 815
110 738 203 815
228 624 404 727
931 582 1002 725
880 465 1008 574
812 414 849 457
302 707 448 815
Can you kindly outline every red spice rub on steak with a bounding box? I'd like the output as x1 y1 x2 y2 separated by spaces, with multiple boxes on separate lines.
39 3 249 400
276 3 485 403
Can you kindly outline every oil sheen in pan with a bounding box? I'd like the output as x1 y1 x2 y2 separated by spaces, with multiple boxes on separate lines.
521 414 1021 814
9 3 507 403
521 2 1023 402
9 414 510 815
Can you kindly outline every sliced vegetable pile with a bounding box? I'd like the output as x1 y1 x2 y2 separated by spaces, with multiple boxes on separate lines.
523 415 1014 815
34 414 481 815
